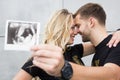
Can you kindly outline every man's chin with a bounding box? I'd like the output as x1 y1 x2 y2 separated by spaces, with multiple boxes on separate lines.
82 38 90 42
82 39 90 42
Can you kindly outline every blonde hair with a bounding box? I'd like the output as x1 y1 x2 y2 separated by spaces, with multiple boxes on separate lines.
30 9 73 79
42 9 73 52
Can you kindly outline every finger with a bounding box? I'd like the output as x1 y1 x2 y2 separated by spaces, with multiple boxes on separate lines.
107 39 115 48
113 40 119 47
32 49 61 59
30 45 41 51
33 56 58 65
107 36 117 48
32 59 50 69
31 44 62 52
32 50 51 58
32 59 56 75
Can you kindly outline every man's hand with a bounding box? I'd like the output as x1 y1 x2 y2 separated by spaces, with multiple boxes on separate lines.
107 30 120 48
31 44 65 77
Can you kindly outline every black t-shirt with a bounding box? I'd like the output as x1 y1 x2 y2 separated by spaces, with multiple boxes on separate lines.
92 35 120 66
22 44 84 80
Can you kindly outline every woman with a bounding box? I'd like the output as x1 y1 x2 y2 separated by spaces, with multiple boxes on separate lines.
13 9 120 80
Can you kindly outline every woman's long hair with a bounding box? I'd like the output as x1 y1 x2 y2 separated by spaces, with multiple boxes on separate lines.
42 9 73 52
32 9 73 80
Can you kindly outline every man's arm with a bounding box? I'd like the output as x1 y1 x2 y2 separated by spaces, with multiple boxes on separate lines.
32 45 120 80
70 62 120 80
82 42 95 56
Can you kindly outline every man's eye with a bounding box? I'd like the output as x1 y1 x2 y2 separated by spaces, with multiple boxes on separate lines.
75 24 80 28
71 26 75 29
76 26 80 28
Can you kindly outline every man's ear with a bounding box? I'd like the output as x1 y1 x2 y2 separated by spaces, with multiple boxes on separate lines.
88 17 95 28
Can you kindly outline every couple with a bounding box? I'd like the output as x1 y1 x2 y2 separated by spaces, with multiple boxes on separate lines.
14 3 120 80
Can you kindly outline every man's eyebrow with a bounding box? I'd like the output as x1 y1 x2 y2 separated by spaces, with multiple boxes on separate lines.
74 24 79 26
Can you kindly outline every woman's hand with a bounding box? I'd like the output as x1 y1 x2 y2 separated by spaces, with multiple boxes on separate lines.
107 30 120 48
31 44 65 77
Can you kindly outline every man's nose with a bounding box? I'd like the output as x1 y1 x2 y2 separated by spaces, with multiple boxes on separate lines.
74 28 79 35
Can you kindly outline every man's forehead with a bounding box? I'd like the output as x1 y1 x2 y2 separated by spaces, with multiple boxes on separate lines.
74 15 81 24
75 14 81 18
73 20 80 27
75 14 82 20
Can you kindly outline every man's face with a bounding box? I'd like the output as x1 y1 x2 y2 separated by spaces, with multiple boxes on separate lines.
74 14 90 42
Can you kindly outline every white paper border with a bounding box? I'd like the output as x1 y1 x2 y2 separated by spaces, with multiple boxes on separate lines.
4 20 40 51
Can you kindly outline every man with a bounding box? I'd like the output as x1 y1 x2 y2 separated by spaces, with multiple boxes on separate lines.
32 3 120 80
71 3 120 80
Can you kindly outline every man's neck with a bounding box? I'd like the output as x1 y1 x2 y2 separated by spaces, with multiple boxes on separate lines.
90 26 108 47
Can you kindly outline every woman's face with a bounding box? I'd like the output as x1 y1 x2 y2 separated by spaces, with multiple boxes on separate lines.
68 20 79 45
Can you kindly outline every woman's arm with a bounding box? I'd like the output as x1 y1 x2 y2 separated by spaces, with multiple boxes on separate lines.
13 69 32 80
82 42 95 56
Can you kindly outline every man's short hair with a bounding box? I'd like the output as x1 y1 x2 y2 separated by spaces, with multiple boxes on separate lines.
74 3 106 25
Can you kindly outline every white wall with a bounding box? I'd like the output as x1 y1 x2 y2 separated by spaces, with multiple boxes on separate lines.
0 0 120 80
0 0 62 80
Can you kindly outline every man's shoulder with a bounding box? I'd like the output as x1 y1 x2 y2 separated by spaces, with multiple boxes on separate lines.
107 42 120 55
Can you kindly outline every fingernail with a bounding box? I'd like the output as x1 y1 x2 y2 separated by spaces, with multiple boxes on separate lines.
109 45 112 48
113 44 116 47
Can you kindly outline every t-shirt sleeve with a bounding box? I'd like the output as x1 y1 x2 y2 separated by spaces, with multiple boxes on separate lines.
71 44 84 58
105 44 120 66
22 58 61 79
22 58 42 77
